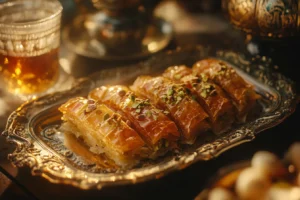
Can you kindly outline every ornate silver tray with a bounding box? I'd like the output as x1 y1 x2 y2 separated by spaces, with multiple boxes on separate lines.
1 46 297 189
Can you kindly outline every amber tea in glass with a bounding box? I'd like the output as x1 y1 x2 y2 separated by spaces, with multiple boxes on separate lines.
0 0 62 95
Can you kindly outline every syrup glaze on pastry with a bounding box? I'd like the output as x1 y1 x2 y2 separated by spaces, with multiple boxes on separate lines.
193 59 260 122
59 59 259 168
89 85 180 158
131 76 210 144
59 97 150 167
163 65 234 134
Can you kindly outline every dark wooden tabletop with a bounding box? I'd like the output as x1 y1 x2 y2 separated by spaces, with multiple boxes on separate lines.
0 1 299 200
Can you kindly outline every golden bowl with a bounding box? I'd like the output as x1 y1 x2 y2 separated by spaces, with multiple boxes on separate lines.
222 0 299 38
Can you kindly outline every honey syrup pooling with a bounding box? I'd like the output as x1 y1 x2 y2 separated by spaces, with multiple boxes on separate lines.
0 48 59 94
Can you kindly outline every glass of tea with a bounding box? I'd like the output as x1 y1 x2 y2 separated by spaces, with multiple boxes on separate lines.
0 0 63 96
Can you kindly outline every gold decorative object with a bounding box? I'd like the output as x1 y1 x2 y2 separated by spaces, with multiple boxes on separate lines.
222 0 299 38
1 46 297 189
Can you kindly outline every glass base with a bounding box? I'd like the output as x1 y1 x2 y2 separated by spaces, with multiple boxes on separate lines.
62 13 173 61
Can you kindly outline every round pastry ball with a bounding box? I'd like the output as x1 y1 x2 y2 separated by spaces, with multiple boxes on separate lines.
235 167 271 200
208 187 236 200
266 182 293 200
289 187 300 200
251 151 283 176
286 143 300 171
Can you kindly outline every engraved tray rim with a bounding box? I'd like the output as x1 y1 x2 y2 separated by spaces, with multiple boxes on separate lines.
1 46 297 190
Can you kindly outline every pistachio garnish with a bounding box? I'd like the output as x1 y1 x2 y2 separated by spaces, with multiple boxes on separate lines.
199 83 216 98
167 88 174 96
200 90 208 98
132 102 140 109
200 74 208 82
130 95 135 102
85 103 96 113
145 110 152 117
135 108 141 113
174 74 182 80
103 113 110 121
162 85 187 105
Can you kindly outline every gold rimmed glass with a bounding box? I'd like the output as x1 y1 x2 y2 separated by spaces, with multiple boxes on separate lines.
0 0 63 96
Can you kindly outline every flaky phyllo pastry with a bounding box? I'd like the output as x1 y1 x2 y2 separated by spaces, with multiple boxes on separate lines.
89 85 180 157
59 59 260 168
193 59 260 122
163 65 235 134
59 97 150 167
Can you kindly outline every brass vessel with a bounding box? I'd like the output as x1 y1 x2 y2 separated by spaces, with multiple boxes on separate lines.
222 0 299 38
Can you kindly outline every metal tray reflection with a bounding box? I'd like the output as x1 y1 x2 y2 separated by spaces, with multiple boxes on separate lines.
2 46 297 189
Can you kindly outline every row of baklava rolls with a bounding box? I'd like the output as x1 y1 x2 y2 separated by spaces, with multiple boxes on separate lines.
59 59 260 167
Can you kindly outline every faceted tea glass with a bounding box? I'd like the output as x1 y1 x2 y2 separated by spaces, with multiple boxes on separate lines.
0 0 63 95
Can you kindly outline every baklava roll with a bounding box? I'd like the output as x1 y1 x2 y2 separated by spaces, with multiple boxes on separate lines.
131 76 210 144
163 65 234 134
59 97 150 167
193 59 260 122
89 85 180 157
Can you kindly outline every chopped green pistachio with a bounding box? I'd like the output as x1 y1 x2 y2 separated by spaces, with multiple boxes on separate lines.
130 95 135 102
204 84 211 89
167 88 174 96
103 113 110 121
132 102 140 108
161 94 167 102
135 109 141 113
178 90 185 96
141 101 150 106
200 90 207 98
174 74 181 80
145 110 152 117
176 96 182 104
201 74 208 82
220 65 227 71
153 109 161 114
216 65 227 76
153 114 158 121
